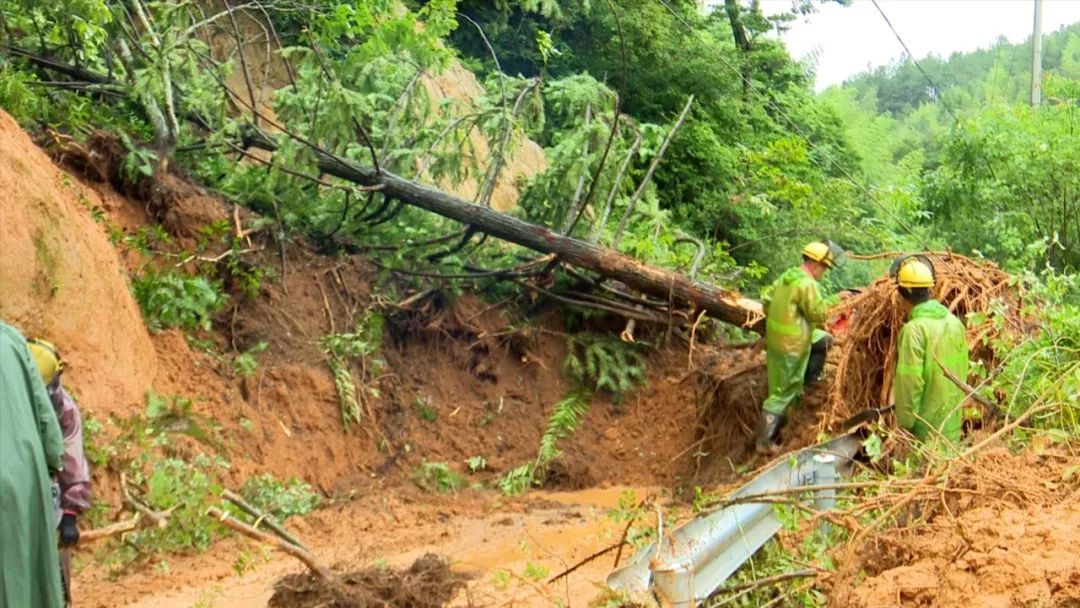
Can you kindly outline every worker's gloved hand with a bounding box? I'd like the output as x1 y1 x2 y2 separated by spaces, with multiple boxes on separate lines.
58 513 80 548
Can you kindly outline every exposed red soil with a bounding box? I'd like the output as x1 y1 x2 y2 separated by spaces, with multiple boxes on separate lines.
0 110 156 414
1 103 730 512
831 448 1080 608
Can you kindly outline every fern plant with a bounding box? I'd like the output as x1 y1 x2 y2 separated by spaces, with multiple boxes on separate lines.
563 334 647 395
534 391 591 471
319 312 385 431
499 390 591 496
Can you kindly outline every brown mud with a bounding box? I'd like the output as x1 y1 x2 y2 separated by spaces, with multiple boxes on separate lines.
268 554 469 608
830 448 1080 608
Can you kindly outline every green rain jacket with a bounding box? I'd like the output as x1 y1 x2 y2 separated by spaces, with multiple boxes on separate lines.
894 300 969 443
761 266 833 416
0 322 66 608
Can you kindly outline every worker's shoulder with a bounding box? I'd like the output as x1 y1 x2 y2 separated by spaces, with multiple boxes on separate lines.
0 321 28 345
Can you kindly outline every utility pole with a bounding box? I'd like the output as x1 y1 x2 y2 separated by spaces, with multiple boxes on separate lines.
1031 0 1044 106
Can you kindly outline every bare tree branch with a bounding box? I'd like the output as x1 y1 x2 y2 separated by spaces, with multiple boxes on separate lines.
611 95 694 248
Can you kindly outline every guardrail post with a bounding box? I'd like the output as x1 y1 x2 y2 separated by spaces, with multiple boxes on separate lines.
811 453 838 536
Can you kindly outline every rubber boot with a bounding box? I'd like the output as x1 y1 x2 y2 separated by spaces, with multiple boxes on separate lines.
805 335 833 387
755 412 783 454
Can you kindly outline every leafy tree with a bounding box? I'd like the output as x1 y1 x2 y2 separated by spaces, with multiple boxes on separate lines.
923 103 1080 271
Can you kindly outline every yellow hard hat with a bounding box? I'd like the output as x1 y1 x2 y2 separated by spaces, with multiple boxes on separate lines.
896 259 935 288
27 338 62 385
802 241 834 268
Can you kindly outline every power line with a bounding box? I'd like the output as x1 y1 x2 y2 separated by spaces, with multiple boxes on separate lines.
870 0 961 125
655 0 928 248
871 0 1006 183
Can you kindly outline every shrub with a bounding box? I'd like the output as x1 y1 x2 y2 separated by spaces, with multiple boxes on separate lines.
132 270 226 332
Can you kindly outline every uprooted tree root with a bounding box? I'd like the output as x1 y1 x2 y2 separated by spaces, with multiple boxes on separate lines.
268 554 472 608
688 342 766 472
688 253 1025 466
824 253 1024 433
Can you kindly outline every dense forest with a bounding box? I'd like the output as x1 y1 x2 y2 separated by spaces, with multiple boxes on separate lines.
0 0 1078 606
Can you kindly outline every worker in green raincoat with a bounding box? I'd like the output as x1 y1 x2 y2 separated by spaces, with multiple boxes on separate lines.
0 321 66 608
893 259 969 444
756 242 847 452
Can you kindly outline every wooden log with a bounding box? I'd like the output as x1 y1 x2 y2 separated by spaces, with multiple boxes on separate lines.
314 152 765 332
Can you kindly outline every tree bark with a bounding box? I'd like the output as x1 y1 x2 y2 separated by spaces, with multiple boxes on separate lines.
724 0 753 52
315 152 765 331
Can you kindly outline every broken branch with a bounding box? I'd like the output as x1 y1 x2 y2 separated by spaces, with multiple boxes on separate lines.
222 489 307 549
207 506 334 581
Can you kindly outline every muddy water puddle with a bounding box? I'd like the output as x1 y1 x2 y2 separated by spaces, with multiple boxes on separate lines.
110 486 657 608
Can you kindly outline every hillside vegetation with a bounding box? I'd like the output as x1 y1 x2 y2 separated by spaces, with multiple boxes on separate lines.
0 1 1078 606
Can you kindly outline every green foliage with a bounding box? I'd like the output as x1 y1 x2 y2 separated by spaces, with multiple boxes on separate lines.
523 561 549 582
535 391 589 471
563 334 645 395
232 342 268 378
320 313 385 430
844 25 1080 117
412 462 466 494
465 455 488 472
133 455 227 554
988 268 1080 434
0 64 46 123
124 225 172 258
119 132 158 182
105 405 230 565
144 390 223 450
81 412 114 469
604 490 677 550
412 394 438 422
491 569 512 589
132 270 226 332
497 462 534 496
498 390 591 496
238 474 321 521
923 104 1080 271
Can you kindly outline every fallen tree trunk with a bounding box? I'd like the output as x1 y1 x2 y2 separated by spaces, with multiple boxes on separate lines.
315 153 765 331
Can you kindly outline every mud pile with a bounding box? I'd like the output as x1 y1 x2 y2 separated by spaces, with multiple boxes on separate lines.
831 448 1080 607
269 554 469 608
0 110 156 413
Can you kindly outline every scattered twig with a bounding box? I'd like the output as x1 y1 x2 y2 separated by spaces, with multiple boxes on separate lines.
396 287 438 309
477 78 541 208
223 0 258 124
566 0 628 235
547 540 626 584
315 274 335 333
561 104 594 232
590 124 640 243
174 247 261 268
688 309 708 369
935 357 1004 417
715 568 817 595
121 485 171 529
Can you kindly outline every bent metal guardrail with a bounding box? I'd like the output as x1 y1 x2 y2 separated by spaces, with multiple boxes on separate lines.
606 433 862 607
